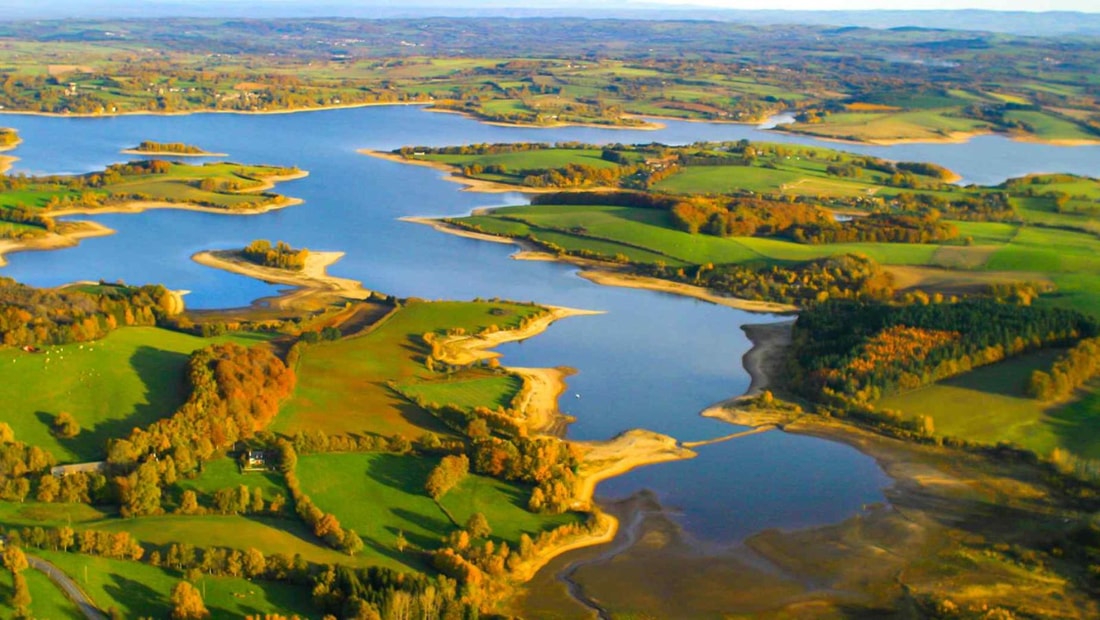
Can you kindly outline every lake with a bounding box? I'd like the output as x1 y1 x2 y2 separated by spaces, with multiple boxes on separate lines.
2 104 1097 607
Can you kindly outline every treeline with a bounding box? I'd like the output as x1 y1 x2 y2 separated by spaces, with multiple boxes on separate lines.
643 253 895 306
891 191 1015 221
132 141 208 154
0 278 174 347
107 343 295 518
3 524 478 620
241 239 309 271
1027 338 1100 402
283 441 365 556
787 211 958 244
789 299 1098 405
670 195 827 237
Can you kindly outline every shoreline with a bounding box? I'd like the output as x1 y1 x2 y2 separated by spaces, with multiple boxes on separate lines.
362 149 599 194
0 221 115 268
775 125 1100 148
0 101 432 120
192 250 371 305
0 135 21 174
510 428 696 583
425 106 664 131
578 270 798 314
403 216 800 315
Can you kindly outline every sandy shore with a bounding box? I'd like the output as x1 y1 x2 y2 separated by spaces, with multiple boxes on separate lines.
510 428 696 582
700 320 797 425
0 221 114 267
192 250 371 302
579 270 798 314
120 148 229 157
0 135 21 174
436 305 604 368
507 366 576 436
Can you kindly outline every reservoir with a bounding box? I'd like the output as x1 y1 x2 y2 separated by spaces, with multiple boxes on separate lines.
2 105 1096 611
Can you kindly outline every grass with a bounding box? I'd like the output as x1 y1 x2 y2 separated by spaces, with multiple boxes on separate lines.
400 372 523 412
1003 110 1098 142
296 452 580 565
0 162 298 216
31 550 314 619
0 327 272 463
275 300 545 439
782 110 990 143
0 564 84 620
174 457 287 502
93 514 361 567
877 349 1100 458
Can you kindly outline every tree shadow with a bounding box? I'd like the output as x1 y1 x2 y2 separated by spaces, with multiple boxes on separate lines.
364 453 434 493
103 573 165 617
64 345 190 462
389 507 452 550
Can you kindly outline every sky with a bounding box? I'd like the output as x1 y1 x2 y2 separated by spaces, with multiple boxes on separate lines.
635 0 1097 9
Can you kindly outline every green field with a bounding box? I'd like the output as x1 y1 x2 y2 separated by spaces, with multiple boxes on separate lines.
400 373 523 412
174 457 287 503
296 452 580 565
31 550 313 619
0 564 83 620
276 300 545 438
0 327 271 463
877 350 1100 458
781 109 991 143
0 162 299 217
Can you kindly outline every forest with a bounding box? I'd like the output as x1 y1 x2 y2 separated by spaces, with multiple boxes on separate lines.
241 239 310 272
787 299 1098 405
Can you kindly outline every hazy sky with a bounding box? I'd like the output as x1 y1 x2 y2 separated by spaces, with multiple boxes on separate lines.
643 0 1096 8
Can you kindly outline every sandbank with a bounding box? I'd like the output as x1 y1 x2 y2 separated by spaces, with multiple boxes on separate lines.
507 366 576 437
192 250 371 303
578 270 798 314
700 319 797 426
510 429 696 582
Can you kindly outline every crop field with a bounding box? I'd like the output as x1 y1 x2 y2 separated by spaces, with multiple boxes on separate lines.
275 300 545 438
0 327 271 463
878 350 1100 458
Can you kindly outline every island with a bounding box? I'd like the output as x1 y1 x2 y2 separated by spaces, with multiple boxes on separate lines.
0 160 308 266
121 141 228 157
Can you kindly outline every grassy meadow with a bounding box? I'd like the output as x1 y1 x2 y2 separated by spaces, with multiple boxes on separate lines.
296 452 580 567
875 349 1099 457
0 327 271 463
0 565 84 620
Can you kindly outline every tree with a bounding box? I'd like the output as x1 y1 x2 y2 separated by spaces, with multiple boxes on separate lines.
2 547 28 574
342 529 364 556
170 581 209 620
52 412 80 438
177 490 201 515
11 572 31 616
465 513 492 539
395 530 409 553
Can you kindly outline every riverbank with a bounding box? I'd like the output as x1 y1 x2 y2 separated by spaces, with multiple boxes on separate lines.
192 249 371 307
578 270 798 314
507 366 576 437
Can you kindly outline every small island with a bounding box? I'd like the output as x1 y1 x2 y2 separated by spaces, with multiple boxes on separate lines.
242 239 309 271
121 140 227 157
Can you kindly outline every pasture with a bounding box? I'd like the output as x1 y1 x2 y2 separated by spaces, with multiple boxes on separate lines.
0 327 271 463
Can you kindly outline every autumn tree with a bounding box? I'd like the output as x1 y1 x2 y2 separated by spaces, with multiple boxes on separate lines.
170 581 209 620
52 412 80 438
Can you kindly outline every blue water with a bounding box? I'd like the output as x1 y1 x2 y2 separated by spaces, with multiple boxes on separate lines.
4 105 1094 542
